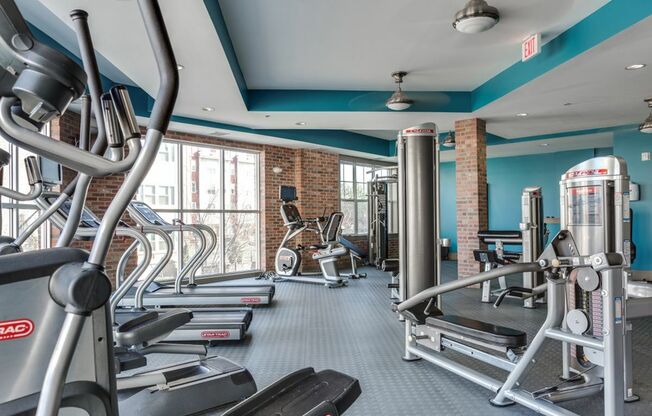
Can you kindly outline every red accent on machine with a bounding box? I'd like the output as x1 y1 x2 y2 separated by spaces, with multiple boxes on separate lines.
0 319 34 341
200 330 231 339
240 297 262 304
567 168 609 178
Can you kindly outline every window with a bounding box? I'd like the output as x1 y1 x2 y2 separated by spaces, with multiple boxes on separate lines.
158 143 176 162
136 140 260 279
339 159 394 235
0 124 51 250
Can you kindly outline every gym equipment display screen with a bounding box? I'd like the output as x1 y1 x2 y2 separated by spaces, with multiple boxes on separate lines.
279 185 297 202
568 185 603 226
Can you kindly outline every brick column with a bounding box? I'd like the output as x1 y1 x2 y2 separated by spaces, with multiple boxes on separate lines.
455 118 488 278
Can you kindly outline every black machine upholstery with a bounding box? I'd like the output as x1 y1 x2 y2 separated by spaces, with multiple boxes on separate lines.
322 212 344 243
426 315 527 348
280 203 302 225
477 230 522 241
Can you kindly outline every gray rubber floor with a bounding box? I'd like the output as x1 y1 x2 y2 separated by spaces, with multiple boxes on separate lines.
143 263 652 415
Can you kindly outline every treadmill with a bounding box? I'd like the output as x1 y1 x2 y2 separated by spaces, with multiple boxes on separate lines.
118 200 275 307
39 193 253 342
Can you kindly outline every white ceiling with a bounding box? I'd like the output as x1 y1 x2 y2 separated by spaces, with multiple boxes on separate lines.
22 0 648 158
476 14 652 138
219 0 608 90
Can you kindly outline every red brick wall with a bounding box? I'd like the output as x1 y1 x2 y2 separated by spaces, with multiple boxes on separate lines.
455 118 488 278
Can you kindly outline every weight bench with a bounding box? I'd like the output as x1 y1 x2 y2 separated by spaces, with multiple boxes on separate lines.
426 315 527 349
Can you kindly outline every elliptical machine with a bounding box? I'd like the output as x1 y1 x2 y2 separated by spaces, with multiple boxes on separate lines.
267 185 349 288
0 1 361 415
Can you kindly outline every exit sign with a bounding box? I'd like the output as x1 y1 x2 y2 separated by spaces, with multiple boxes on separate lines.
522 33 541 62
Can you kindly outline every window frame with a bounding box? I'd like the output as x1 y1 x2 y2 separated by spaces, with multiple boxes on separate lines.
1 142 51 250
139 138 261 277
339 157 394 236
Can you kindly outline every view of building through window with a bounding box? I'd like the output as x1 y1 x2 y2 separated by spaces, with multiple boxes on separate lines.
0 126 50 251
339 158 395 236
136 140 260 280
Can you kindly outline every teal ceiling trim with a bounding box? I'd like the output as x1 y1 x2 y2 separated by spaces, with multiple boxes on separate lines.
248 90 471 112
502 124 635 145
128 86 391 156
204 0 248 105
472 0 652 110
210 0 652 113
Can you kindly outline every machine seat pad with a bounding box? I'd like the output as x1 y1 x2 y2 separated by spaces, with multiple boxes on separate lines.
426 315 527 348
501 251 522 261
477 230 522 239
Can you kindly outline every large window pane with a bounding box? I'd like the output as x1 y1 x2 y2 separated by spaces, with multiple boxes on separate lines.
340 163 353 182
341 201 355 235
17 208 42 252
224 212 259 273
224 150 257 210
340 182 354 200
182 145 221 210
356 201 368 234
340 160 392 235
138 142 179 210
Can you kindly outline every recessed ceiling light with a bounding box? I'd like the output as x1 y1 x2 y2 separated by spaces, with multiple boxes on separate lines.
626 64 646 70
265 114 271 118
516 113 528 117
177 64 184 70
539 143 549 147
295 121 306 126
563 102 573 106
202 106 215 112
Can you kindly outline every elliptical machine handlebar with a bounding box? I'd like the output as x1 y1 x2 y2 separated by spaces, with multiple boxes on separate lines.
0 155 43 201
34 1 179 414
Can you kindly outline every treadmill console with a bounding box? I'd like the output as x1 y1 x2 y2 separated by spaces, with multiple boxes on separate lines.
44 195 129 229
130 201 170 226
46 196 101 229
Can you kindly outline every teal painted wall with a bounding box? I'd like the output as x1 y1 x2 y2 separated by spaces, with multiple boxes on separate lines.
440 147 615 255
614 130 652 270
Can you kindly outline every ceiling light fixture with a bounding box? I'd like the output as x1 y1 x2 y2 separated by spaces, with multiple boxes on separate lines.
265 114 271 118
539 143 549 147
177 64 184 70
295 121 306 126
386 71 413 111
516 113 528 117
639 98 652 133
201 106 215 112
453 0 500 34
626 64 646 70
442 131 456 148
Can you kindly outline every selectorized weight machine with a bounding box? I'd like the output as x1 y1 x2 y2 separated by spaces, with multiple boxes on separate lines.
394 124 649 416
477 186 547 308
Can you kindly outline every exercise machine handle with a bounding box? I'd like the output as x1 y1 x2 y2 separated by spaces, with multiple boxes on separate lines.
397 262 543 312
101 93 124 148
493 286 533 308
24 155 43 185
110 85 141 140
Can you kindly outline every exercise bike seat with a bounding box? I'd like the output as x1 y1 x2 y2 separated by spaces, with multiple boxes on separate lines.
426 315 527 348
114 308 193 347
